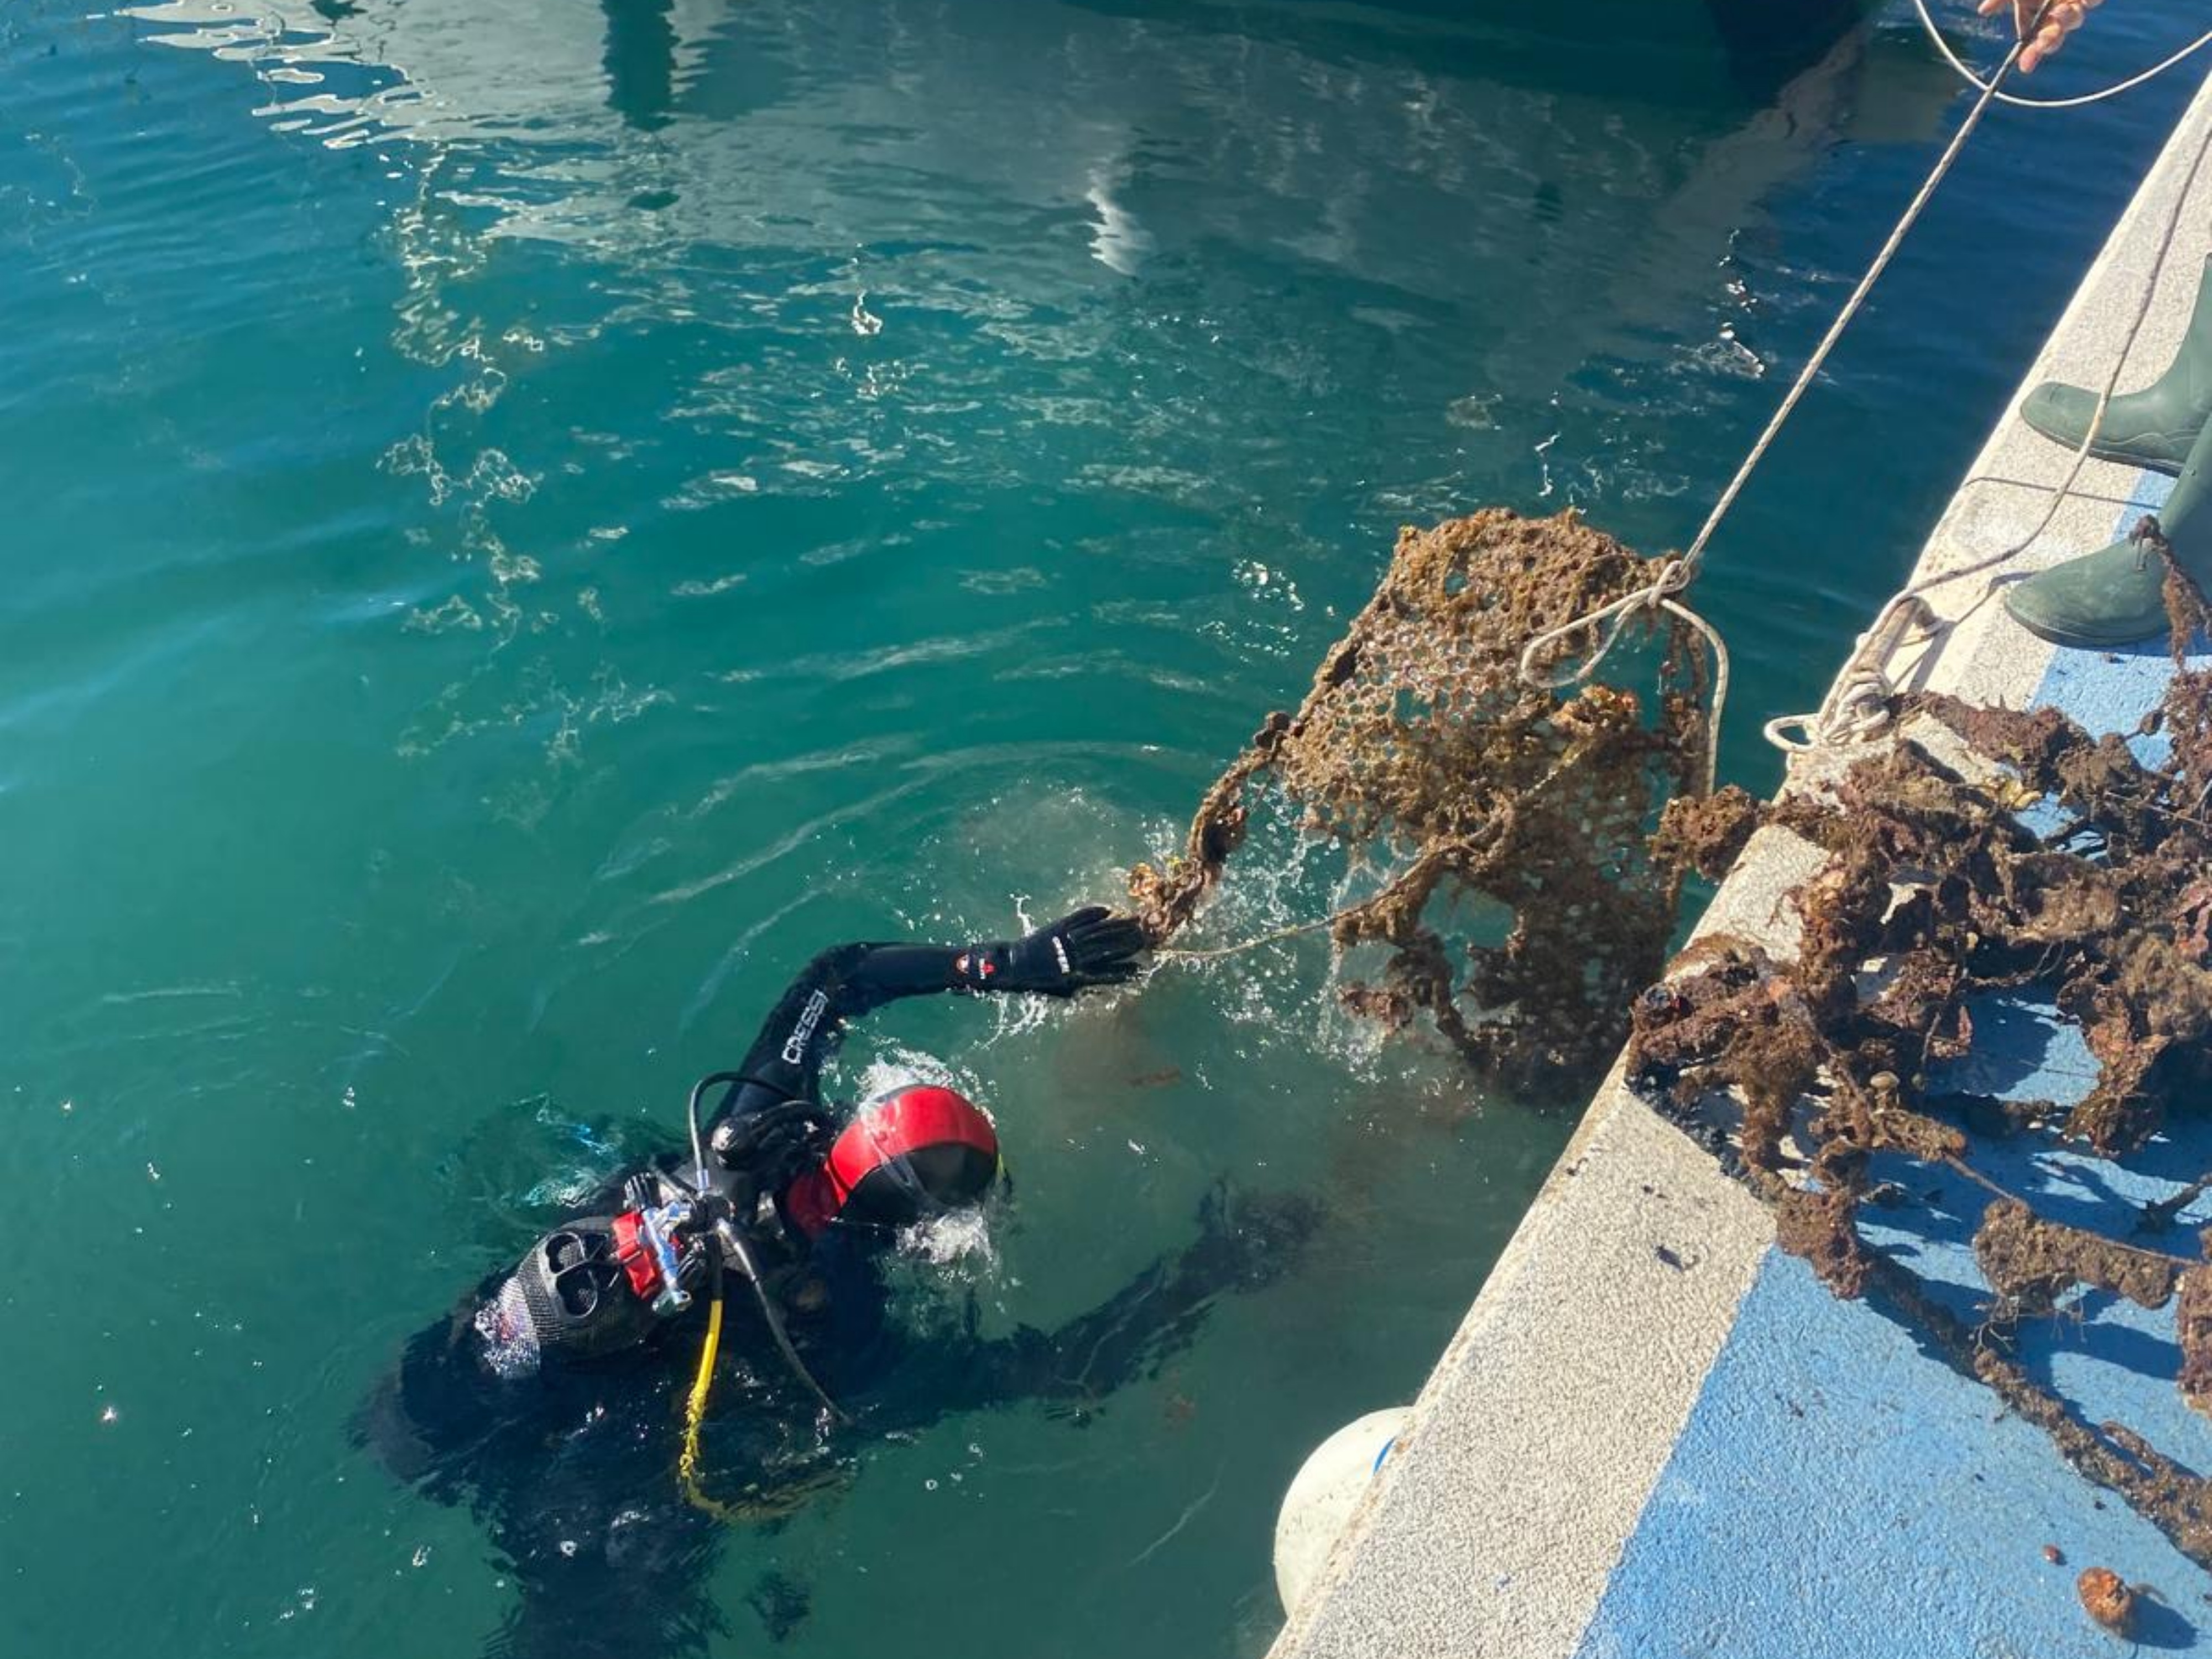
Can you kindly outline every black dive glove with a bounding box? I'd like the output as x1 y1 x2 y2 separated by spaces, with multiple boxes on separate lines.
954 905 1149 997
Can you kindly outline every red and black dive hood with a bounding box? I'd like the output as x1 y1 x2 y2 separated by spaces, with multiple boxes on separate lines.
780 1084 1000 1238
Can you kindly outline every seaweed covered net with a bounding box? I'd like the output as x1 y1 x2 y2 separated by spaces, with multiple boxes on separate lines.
1628 560 2212 1563
1130 507 1712 1089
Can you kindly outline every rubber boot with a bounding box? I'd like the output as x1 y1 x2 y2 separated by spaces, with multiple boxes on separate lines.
2021 255 2212 476
2004 418 2212 649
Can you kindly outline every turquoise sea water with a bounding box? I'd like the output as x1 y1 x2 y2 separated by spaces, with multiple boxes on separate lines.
1 3 2200 1655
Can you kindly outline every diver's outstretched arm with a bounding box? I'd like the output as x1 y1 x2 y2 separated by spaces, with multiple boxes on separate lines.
709 908 1148 1126
914 1185 1321 1418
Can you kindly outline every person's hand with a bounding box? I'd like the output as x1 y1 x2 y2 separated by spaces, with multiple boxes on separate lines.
1979 0 2101 74
1001 905 1150 996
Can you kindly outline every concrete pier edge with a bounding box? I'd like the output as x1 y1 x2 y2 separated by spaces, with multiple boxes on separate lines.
1270 57 2212 1659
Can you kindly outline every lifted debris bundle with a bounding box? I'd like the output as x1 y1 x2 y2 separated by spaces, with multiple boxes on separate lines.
1131 508 1712 1089
1629 572 2212 1566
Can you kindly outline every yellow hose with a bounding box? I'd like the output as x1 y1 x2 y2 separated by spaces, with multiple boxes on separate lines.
677 1288 843 1524
678 1291 745 1522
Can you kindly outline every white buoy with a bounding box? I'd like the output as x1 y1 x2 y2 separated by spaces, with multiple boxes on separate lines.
1272 1407 1411 1616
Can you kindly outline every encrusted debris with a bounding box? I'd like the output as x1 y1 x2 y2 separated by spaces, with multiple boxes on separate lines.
1651 784 1766 882
1974 1199 2180 1317
2077 1567 2136 1638
1133 508 1709 1088
2177 1231 2212 1415
1627 573 2212 1568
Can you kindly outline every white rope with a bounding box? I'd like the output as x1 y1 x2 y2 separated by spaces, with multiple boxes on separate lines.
1783 670 1902 751
1913 0 2212 111
1765 600 1936 754
1672 597 1731 800
1516 561 1730 796
1525 16 2030 784
1519 558 1692 693
1676 24 2025 581
1766 84 2212 754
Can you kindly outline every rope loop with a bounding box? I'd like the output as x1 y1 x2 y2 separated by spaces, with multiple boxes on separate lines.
1913 0 2212 112
1514 565 1727 798
1516 555 1692 692
1762 711 1821 754
1763 594 1938 756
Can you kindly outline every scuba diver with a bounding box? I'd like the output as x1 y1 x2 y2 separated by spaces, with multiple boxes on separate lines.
358 906 1318 1659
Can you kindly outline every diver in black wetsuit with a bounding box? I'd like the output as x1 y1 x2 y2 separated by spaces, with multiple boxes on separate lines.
358 906 1317 1659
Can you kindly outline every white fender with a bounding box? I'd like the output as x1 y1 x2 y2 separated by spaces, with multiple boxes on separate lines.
1272 1406 1411 1616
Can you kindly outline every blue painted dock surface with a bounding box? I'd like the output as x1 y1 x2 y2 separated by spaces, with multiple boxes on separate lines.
1275 56 2212 1659
1584 480 2212 1659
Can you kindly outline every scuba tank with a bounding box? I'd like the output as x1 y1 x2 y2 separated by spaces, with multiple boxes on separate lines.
476 1171 712 1378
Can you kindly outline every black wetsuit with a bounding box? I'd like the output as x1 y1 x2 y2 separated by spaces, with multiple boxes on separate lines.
356 925 1314 1659
709 938 1018 1136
